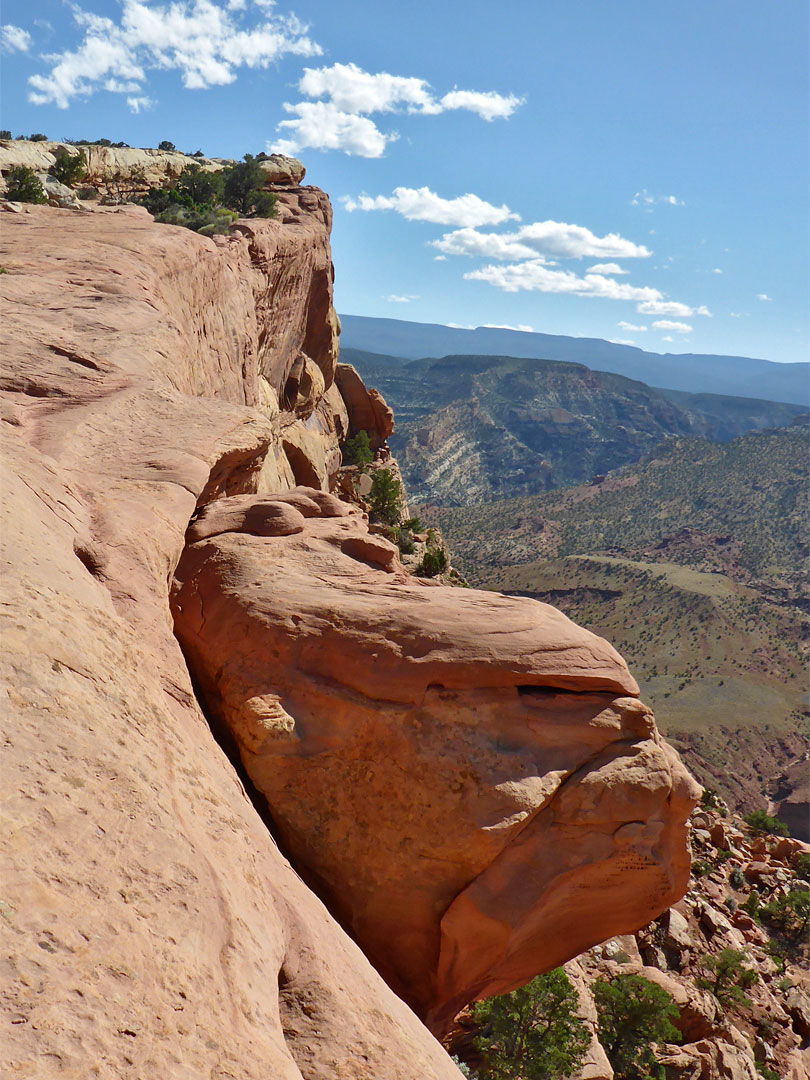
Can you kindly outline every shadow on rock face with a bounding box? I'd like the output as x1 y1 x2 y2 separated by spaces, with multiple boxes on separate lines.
170 488 701 1034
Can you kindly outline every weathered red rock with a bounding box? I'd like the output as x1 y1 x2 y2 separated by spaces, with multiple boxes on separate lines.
335 361 395 448
171 492 700 1033
0 203 459 1078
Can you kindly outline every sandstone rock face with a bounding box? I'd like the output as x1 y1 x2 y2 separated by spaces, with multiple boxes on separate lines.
336 361 396 448
0 202 457 1078
171 491 700 1033
0 139 305 197
2 196 698 1074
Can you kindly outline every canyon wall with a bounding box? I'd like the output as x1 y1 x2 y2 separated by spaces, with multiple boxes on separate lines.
1 191 699 1076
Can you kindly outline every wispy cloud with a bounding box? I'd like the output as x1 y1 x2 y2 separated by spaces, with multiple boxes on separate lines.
272 62 523 157
637 299 711 317
384 293 418 303
617 321 647 332
433 221 651 261
610 338 636 346
711 267 723 274
757 293 772 301
481 322 535 332
652 319 692 333
343 187 519 227
27 0 320 109
1 24 32 52
632 188 685 209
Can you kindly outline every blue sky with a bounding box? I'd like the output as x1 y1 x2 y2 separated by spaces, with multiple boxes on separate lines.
2 0 807 363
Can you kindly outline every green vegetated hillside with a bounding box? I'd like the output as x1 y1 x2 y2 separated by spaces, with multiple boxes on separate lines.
344 348 807 506
423 425 810 815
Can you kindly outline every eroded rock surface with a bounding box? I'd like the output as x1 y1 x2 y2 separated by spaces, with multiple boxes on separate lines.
0 202 457 1079
171 491 700 1033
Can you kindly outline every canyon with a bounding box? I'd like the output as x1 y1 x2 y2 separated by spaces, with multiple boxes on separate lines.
0 165 783 1079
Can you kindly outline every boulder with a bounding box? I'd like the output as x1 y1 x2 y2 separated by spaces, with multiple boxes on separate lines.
335 362 395 449
172 495 700 1033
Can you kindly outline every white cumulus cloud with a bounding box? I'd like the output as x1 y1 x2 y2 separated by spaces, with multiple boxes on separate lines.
652 319 692 333
433 221 651 261
27 0 321 109
661 335 674 342
611 338 636 346
587 262 627 275
126 94 154 112
276 102 392 158
464 261 664 302
438 88 524 121
270 61 523 157
2 24 32 52
617 321 647 332
342 188 519 227
384 294 418 303
757 293 772 301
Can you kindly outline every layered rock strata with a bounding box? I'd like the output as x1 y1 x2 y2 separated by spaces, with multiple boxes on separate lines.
1 194 699 1074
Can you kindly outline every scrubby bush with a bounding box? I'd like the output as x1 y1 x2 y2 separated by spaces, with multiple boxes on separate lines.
50 147 87 185
222 154 277 217
697 948 757 1007
743 810 789 837
158 140 177 152
342 429 374 468
473 968 589 1080
729 866 745 889
367 469 402 526
417 529 448 577
760 888 810 944
4 166 46 204
593 974 680 1080
0 130 11 139
77 186 98 200
29 132 48 142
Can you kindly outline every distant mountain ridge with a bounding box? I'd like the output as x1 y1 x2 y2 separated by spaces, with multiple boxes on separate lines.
339 314 809 405
343 348 807 505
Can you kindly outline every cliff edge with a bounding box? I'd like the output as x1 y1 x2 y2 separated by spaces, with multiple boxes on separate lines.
0 192 699 1076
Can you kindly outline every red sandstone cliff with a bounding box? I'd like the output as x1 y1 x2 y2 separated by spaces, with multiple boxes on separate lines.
1 193 699 1076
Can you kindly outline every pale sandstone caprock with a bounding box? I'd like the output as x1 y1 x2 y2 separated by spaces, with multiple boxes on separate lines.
0 139 305 195
171 491 701 1034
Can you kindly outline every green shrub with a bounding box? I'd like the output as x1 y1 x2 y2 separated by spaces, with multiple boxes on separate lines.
473 968 589 1080
158 140 177 152
222 154 277 217
153 203 237 236
29 133 48 142
729 867 745 889
342 429 374 468
175 164 223 206
743 810 789 837
50 147 87 185
696 948 757 1007
367 469 402 526
760 888 810 943
77 186 98 200
4 166 46 204
691 858 711 879
793 852 810 880
0 130 11 140
593 974 680 1080
417 537 448 577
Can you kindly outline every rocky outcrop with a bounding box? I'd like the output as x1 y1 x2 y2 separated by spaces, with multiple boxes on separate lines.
171 488 699 1033
0 200 458 1079
2 195 698 1074
548 804 810 1080
0 138 305 198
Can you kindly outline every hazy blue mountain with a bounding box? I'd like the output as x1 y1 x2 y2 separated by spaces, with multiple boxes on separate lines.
338 314 809 406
